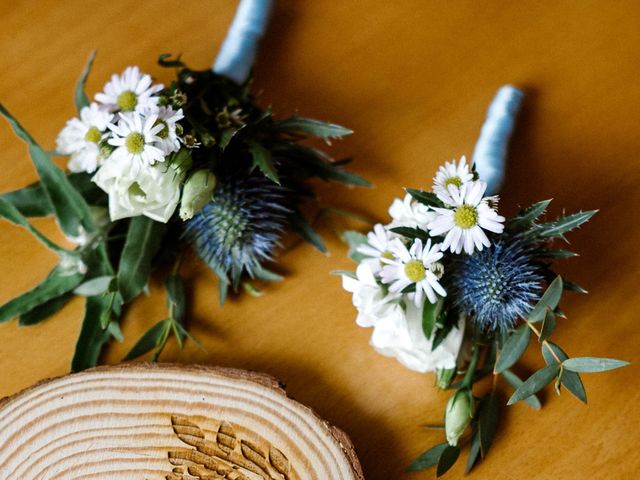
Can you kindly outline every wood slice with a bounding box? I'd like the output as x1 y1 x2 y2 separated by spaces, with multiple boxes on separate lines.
0 363 364 480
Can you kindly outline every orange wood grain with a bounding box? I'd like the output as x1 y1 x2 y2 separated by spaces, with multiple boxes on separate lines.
0 1 639 478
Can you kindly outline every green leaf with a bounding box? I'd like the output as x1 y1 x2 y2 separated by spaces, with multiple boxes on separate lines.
158 53 184 68
73 275 113 296
539 310 557 342
563 280 588 294
342 230 368 262
563 357 630 373
19 292 73 326
389 226 430 241
123 319 171 361
494 324 531 373
0 267 84 323
536 210 597 238
165 274 185 322
117 216 167 303
465 431 482 474
507 365 560 405
436 445 460 477
539 249 579 259
0 104 95 237
501 370 541 409
432 320 455 351
277 115 352 140
289 213 327 253
406 442 448 472
478 394 499 457
541 342 587 404
75 51 96 112
510 199 552 230
422 297 444 339
253 265 284 282
248 141 279 184
406 188 444 208
107 320 124 342
71 295 113 371
0 198 68 254
528 276 563 322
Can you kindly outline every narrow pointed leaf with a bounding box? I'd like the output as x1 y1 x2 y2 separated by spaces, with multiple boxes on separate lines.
389 226 430 241
406 442 448 471
539 310 557 342
541 341 587 404
436 445 460 477
564 279 588 294
123 319 171 361
478 394 499 456
539 249 579 259
73 275 113 296
422 297 444 339
406 188 444 208
117 216 167 302
253 265 284 282
528 276 563 322
494 324 531 373
75 50 96 112
510 199 552 229
343 230 368 262
19 292 73 326
248 141 279 184
71 295 113 371
289 213 327 253
165 274 186 322
465 431 482 474
0 104 95 237
536 210 597 238
501 370 541 409
507 365 560 405
277 115 353 139
563 357 630 373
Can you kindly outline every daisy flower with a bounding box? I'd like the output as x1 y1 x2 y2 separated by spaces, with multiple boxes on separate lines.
428 180 505 255
381 238 446 307
56 103 113 173
433 156 474 204
388 193 435 229
152 106 184 155
107 111 165 166
95 66 163 113
357 223 396 274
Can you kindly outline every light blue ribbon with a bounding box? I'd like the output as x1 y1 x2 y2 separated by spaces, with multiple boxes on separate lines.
213 0 275 84
472 85 524 195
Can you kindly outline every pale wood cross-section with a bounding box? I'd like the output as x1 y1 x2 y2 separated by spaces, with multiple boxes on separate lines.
0 364 364 480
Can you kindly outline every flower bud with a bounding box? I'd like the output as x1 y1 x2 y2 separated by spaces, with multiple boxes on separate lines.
445 389 473 446
179 169 217 221
171 148 193 175
435 367 456 390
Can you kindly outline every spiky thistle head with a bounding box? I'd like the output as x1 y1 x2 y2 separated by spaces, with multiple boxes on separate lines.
184 172 292 287
446 234 544 332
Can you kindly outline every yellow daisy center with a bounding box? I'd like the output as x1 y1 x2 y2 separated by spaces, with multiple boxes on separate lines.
454 204 478 229
404 260 426 282
84 126 102 143
125 132 145 154
444 176 463 188
117 90 138 111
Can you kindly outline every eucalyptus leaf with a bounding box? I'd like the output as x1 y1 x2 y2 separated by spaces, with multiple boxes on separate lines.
541 341 587 404
19 292 73 326
494 324 531 373
75 50 96 112
74 275 113 296
465 431 482 474
289 213 327 253
422 298 444 339
71 295 113 371
436 445 460 477
117 216 167 303
528 276 563 322
0 104 96 237
536 210 597 238
507 365 560 405
277 115 352 140
563 357 629 373
123 319 171 361
0 267 84 323
165 274 186 322
248 141 280 184
406 442 448 472
539 310 557 342
478 394 499 456
501 370 541 409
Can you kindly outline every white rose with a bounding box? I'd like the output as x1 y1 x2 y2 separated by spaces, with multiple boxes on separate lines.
369 301 465 373
93 155 184 223
342 263 397 327
388 193 436 229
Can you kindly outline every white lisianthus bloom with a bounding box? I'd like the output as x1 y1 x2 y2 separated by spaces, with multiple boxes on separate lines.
381 238 446 307
342 263 397 327
152 106 184 155
357 223 396 274
95 66 163 113
92 154 184 223
433 156 474 204
369 302 465 373
388 193 436 229
56 103 113 173
108 112 165 166
428 180 505 255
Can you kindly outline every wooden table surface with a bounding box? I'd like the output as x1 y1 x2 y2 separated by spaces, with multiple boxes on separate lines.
1 1 639 478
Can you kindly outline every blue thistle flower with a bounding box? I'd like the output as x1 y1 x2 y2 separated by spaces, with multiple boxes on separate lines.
184 173 291 287
446 234 544 332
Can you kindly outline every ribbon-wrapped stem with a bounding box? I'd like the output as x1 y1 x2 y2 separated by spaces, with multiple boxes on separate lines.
213 0 275 84
473 85 524 195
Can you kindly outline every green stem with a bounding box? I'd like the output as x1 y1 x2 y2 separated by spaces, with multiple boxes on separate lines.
461 345 481 389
